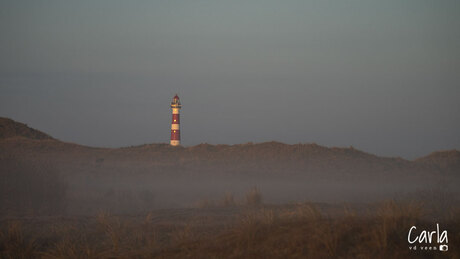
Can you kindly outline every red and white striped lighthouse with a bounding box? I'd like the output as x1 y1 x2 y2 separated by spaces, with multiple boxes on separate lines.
170 94 181 146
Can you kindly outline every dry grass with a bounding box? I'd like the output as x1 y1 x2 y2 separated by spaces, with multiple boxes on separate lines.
295 202 323 221
0 221 37 259
370 200 424 253
245 186 263 207
194 189 254 208
170 223 195 245
96 211 123 253
194 198 215 209
221 192 236 207
0 201 459 258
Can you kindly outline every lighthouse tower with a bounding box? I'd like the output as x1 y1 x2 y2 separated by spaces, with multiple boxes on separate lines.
170 94 182 146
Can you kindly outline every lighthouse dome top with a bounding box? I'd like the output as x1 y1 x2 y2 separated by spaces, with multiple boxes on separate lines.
171 94 181 108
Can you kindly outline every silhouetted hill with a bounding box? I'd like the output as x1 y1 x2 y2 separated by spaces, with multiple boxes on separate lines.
1 117 459 212
415 150 460 174
0 117 53 140
0 117 457 179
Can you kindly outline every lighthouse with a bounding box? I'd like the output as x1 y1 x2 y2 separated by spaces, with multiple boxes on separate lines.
170 94 182 146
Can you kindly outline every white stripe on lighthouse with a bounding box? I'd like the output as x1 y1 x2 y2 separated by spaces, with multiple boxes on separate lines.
172 108 180 114
171 124 179 130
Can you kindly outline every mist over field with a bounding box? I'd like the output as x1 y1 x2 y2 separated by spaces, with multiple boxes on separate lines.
1 117 459 215
1 118 459 257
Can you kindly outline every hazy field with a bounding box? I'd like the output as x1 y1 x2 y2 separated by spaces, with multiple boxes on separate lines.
1 118 459 258
1 199 459 258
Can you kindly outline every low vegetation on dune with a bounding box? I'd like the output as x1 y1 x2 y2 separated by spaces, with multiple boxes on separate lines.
1 117 458 180
416 150 460 175
0 118 53 140
1 118 459 258
0 200 458 258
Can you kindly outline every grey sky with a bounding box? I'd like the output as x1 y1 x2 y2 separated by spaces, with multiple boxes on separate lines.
1 0 459 159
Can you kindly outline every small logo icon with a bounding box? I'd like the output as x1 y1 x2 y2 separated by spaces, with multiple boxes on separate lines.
439 245 448 252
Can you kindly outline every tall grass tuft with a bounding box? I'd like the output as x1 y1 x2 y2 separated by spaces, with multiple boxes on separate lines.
296 202 322 221
0 221 37 259
245 186 263 207
96 211 122 253
370 200 424 253
170 223 194 245
221 192 236 207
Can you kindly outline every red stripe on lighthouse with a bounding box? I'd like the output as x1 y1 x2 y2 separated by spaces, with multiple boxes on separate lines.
171 130 180 140
172 114 180 124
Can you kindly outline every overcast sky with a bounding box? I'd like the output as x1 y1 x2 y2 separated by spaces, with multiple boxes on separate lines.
1 0 459 159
